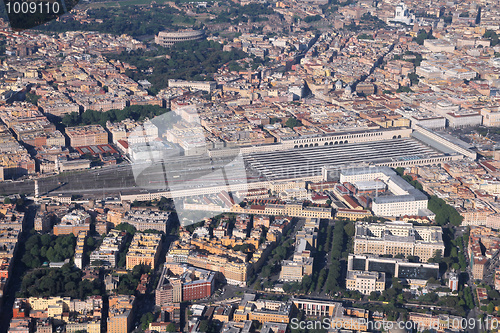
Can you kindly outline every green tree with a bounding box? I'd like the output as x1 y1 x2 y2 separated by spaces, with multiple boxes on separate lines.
344 222 355 237
40 234 51 247
18 265 102 298
358 33 373 40
285 117 302 128
198 320 209 332
428 196 463 226
304 15 321 23
487 302 495 314
141 312 155 330
408 73 419 85
316 268 328 292
115 223 137 235
261 266 272 278
301 275 312 292
414 29 435 45
397 86 413 93
62 112 81 127
484 30 499 46
116 264 150 295
25 92 40 105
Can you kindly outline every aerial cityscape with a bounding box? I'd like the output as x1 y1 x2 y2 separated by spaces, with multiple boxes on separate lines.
0 0 499 332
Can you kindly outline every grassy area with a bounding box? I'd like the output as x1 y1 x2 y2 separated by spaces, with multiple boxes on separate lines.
218 31 242 39
171 15 197 26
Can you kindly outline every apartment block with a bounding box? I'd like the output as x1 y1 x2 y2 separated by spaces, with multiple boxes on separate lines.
74 231 87 269
106 119 158 144
35 212 55 232
108 295 135 333
468 226 500 280
168 79 216 93
11 296 102 333
353 221 444 262
407 312 462 332
155 263 215 306
279 218 319 282
126 233 163 270
122 209 170 233
53 210 91 236
0 227 21 298
213 304 234 322
481 107 500 127
346 271 385 295
187 253 250 287
90 229 126 267
230 202 332 219
166 234 253 286
66 125 108 147
233 294 291 324
279 238 314 282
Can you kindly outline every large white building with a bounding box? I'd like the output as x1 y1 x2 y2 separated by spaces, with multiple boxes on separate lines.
168 79 216 93
423 39 455 53
481 107 500 127
395 107 446 129
346 271 385 295
340 166 428 217
348 254 440 277
353 221 445 262
445 112 483 128
121 209 171 233
419 101 483 128
129 140 176 162
372 195 427 217
389 2 415 25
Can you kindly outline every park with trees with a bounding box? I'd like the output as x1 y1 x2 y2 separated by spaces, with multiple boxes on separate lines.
17 264 102 299
117 264 151 295
107 39 247 94
280 219 355 297
61 105 168 128
21 233 76 268
212 3 275 24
